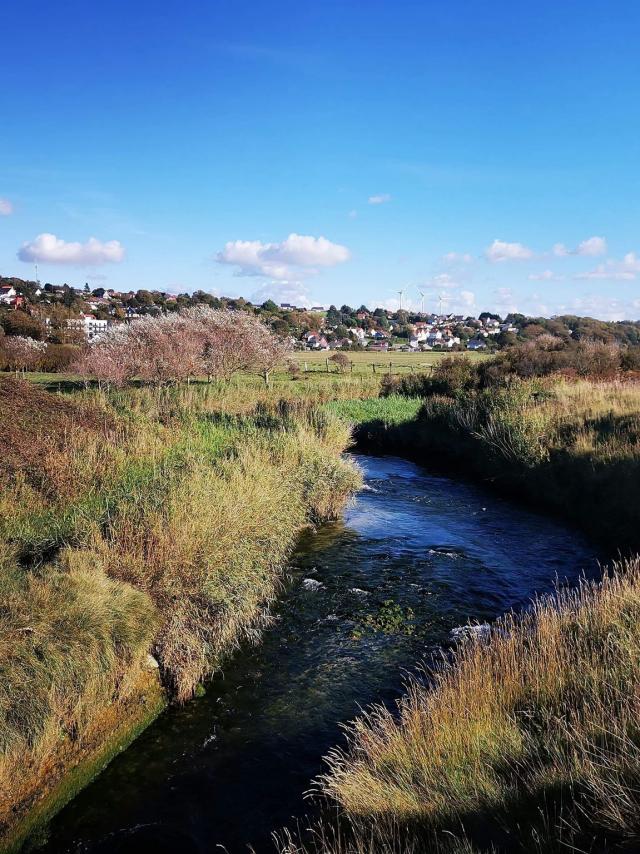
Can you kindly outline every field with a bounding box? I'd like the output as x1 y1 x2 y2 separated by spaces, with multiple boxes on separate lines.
289 349 487 374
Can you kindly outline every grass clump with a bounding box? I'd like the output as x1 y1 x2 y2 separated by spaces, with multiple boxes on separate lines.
0 548 158 835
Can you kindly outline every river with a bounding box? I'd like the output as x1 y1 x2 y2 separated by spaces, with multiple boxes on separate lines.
38 454 598 853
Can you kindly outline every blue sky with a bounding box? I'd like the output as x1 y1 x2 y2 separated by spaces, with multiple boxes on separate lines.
1 0 639 319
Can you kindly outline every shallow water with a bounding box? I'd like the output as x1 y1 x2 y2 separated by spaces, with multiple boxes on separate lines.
39 455 599 853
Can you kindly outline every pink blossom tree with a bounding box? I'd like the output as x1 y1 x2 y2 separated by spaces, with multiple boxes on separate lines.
2 336 47 374
72 307 289 387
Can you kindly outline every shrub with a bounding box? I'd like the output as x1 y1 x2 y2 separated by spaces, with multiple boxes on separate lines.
330 352 351 373
381 357 479 398
40 342 83 373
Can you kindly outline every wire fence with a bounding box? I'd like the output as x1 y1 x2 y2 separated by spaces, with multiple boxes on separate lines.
299 359 435 375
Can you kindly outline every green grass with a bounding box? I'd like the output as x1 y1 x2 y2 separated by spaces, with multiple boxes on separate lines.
326 396 423 428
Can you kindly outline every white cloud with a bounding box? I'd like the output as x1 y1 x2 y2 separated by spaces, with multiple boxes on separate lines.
0 198 13 216
250 281 314 308
577 235 607 256
574 266 634 281
431 273 459 289
18 233 125 265
553 236 607 257
368 194 391 205
216 233 350 281
442 251 473 264
528 270 565 281
485 239 534 262
493 287 520 314
574 252 640 281
559 295 628 321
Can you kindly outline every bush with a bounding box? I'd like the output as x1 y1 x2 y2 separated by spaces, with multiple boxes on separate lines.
330 352 351 373
40 343 83 373
381 357 479 398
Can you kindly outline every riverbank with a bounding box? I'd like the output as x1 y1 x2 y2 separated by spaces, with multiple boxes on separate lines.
286 376 640 852
331 377 640 552
0 377 361 850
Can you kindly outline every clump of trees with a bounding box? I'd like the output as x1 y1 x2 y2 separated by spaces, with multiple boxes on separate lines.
0 334 47 374
72 306 289 386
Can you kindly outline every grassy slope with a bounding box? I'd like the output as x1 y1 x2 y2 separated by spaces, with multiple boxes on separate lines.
0 377 362 849
291 378 640 853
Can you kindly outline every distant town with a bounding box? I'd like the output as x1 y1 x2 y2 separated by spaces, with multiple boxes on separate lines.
2 275 640 369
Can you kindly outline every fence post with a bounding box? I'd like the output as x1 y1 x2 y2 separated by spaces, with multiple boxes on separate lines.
304 361 308 373
388 361 392 375
326 357 330 373
372 363 376 374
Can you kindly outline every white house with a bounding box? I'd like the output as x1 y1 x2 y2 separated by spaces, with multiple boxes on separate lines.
67 315 109 340
0 286 17 304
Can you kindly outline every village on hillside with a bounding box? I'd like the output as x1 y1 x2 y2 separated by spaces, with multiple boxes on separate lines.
2 275 640 373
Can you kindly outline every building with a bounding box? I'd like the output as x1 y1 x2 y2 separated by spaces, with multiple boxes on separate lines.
0 286 17 304
467 338 487 351
67 315 109 340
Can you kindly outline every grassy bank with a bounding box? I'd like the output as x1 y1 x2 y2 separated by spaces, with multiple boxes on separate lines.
0 377 361 848
333 377 640 552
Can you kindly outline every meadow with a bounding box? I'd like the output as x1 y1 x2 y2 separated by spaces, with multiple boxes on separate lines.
290 349 487 374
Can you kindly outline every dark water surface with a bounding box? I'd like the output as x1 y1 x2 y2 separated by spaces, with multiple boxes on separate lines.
39 455 599 853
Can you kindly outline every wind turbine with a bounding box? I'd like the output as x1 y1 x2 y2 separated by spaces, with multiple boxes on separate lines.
397 289 404 311
418 289 426 315
438 292 450 316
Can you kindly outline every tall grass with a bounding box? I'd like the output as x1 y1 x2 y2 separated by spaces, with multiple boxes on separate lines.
341 376 640 550
0 376 361 842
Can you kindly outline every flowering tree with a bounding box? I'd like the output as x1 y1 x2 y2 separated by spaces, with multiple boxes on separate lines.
72 307 290 386
2 336 47 374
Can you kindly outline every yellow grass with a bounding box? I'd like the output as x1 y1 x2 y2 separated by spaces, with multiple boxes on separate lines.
290 350 487 374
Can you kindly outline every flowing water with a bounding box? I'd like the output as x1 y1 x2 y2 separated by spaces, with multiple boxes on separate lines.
39 454 599 854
